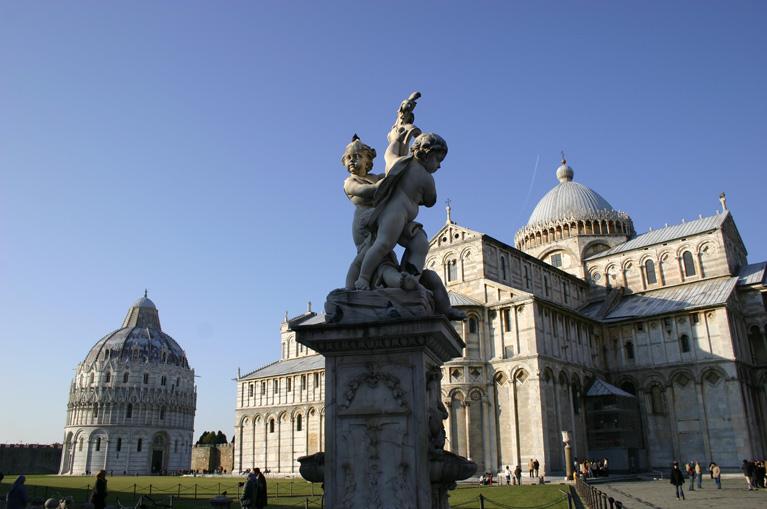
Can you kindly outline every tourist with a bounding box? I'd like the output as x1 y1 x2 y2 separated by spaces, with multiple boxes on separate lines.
514 465 522 485
742 459 755 490
670 462 685 500
6 475 28 509
253 467 268 509
533 458 539 478
528 458 534 478
712 463 721 489
757 460 766 488
240 471 257 509
708 462 715 480
90 470 108 509
504 465 511 485
694 461 702 489
686 462 695 491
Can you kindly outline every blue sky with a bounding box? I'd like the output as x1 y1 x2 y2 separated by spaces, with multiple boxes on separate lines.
1 1 765 443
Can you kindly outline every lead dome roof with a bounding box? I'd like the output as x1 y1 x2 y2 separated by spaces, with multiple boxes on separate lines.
81 293 189 369
527 160 615 227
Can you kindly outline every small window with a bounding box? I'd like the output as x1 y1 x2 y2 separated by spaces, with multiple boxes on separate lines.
269 419 275 433
550 253 562 268
174 440 178 453
625 341 635 360
544 276 550 296
287 378 292 392
126 404 133 419
572 388 580 414
96 437 101 451
79 438 84 451
89 373 94 384
123 372 129 383
116 438 122 452
93 406 98 418
691 313 700 324
248 384 254 397
137 438 142 452
682 251 696 277
651 386 665 414
143 373 149 384
176 377 180 386
161 376 167 386
104 372 111 383
301 375 306 391
563 283 570 304
314 373 319 388
645 259 657 285
160 407 166 420
261 382 266 395
273 379 278 394
469 317 478 334
447 259 458 282
502 308 511 332
680 334 691 353
501 256 508 280
296 414 302 431
524 265 531 288
636 322 644 331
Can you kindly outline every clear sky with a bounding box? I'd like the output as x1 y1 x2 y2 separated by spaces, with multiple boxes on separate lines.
1 1 765 443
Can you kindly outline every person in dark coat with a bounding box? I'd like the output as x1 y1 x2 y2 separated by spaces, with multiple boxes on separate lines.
253 468 268 509
240 472 257 509
670 462 685 500
6 475 29 509
742 459 755 490
90 470 107 509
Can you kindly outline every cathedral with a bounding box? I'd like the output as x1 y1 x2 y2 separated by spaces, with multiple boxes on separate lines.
233 159 767 476
60 294 197 475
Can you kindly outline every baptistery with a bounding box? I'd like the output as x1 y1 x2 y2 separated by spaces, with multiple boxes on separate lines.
59 294 196 475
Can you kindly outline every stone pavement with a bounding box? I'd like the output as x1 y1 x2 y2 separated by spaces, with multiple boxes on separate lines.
595 475 767 509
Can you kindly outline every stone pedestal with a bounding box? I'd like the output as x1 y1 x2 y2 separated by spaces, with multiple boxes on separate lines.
295 315 469 509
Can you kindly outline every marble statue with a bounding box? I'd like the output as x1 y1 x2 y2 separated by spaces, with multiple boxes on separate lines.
330 93 465 323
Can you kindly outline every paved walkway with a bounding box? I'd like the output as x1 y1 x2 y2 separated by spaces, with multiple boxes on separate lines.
595 475 767 509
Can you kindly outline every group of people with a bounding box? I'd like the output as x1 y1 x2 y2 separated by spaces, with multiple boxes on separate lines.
3 471 107 509
741 459 767 490
239 468 268 509
500 465 524 485
670 461 719 499
575 458 609 478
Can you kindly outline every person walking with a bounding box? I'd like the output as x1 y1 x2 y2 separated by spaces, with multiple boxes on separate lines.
504 465 511 485
742 459 755 490
694 462 703 489
533 459 540 478
253 467 268 509
240 471 257 509
708 462 715 480
90 470 108 509
670 462 685 500
6 475 29 509
686 462 695 491
712 463 721 489
514 465 522 485
528 458 534 478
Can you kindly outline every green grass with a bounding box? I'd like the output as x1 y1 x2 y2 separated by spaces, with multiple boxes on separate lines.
1 475 572 509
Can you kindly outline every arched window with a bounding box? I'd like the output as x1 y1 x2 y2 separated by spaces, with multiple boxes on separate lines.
625 341 635 360
116 438 122 452
301 375 306 391
287 378 292 392
296 414 302 431
680 334 691 353
95 437 101 451
104 372 111 383
645 259 657 285
79 438 84 451
273 379 278 394
500 256 508 280
93 405 98 418
137 438 142 452
468 317 478 334
123 372 129 383
447 259 458 282
269 419 275 433
682 251 696 277
261 382 266 395
89 372 94 384
650 385 665 414
160 407 166 420
126 404 133 419
248 384 254 397
572 386 581 414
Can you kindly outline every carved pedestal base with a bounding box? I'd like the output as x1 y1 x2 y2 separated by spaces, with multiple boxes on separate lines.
295 316 473 509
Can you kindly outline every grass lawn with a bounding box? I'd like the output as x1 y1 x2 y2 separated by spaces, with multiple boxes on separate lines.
1 475 572 509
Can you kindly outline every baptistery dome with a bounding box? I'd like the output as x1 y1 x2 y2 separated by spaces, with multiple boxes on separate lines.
59 293 196 475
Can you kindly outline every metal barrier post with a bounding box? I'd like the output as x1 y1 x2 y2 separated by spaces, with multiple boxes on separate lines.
567 491 573 509
304 498 309 509
178 484 181 498
608 495 615 508
133 484 137 502
218 483 220 496
615 502 623 509
149 485 152 496
478 494 485 509
194 484 197 500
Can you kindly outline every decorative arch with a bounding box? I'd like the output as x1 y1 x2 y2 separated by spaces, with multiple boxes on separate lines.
558 370 569 386
670 369 696 386
448 387 467 399
542 367 555 383
494 371 508 385
700 366 728 385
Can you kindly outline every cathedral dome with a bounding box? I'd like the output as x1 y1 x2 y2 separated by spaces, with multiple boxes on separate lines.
527 160 615 226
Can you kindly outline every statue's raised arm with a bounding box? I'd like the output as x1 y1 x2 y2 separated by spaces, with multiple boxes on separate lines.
385 91 423 174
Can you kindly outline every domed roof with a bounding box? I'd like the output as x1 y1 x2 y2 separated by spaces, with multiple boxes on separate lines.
527 160 615 227
81 294 189 368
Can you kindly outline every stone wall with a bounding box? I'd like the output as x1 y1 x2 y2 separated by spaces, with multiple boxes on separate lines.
0 444 62 474
191 444 234 473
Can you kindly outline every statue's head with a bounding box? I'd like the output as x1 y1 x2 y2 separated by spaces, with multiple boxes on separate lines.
341 134 376 176
411 132 447 173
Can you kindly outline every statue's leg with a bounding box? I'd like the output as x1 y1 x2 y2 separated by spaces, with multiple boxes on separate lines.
345 252 365 289
356 212 406 290
399 229 429 276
